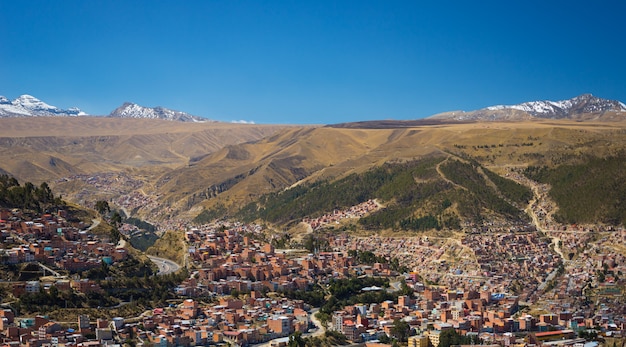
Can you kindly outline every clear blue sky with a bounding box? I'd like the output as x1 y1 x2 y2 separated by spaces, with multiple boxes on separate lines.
1 1 625 124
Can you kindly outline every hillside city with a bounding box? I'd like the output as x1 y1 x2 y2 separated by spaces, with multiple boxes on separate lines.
2 0 626 343
0 180 624 347
1 99 626 346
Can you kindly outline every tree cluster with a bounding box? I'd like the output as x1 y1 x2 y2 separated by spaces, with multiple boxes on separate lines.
439 160 528 222
524 154 626 225
100 268 188 307
437 329 478 347
347 250 408 273
193 203 228 224
14 286 118 314
0 175 62 212
238 156 531 231
295 330 348 347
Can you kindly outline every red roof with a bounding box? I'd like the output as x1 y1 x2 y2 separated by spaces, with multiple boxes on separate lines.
534 330 573 337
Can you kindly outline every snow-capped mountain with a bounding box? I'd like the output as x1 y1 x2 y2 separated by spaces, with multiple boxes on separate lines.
0 94 87 117
486 94 626 118
108 102 209 122
430 94 626 122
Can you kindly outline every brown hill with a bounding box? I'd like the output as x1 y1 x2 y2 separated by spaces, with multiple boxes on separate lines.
0 116 287 203
162 120 626 220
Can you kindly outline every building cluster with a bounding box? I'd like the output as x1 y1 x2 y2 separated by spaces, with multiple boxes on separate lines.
330 282 623 347
302 199 380 230
0 310 111 347
56 172 143 208
541 228 626 322
326 229 624 345
0 293 316 347
0 208 126 296
134 296 312 347
113 191 158 218
178 223 398 297
2 182 624 346
462 233 561 302
333 235 474 285
331 231 562 303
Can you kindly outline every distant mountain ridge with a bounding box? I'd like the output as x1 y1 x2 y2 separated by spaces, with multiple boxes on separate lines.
0 94 87 117
108 102 209 122
0 94 209 122
2 93 626 123
487 94 626 117
430 94 626 122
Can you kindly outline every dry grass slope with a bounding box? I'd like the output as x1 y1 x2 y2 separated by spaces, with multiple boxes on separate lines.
3 116 626 223
181 121 626 217
0 117 287 182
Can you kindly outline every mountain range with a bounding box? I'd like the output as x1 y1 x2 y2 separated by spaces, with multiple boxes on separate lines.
0 94 87 117
429 93 626 122
0 95 207 122
2 93 626 123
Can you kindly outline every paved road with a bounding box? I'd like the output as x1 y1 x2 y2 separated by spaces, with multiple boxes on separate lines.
306 308 326 338
147 256 181 275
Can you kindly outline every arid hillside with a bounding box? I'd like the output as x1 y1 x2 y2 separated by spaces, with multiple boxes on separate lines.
2 116 626 225
163 120 626 221
0 117 288 206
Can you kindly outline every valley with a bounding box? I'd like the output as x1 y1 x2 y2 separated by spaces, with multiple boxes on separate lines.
3 0 625 341
1 111 625 346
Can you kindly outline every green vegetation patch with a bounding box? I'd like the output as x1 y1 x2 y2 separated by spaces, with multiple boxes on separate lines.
482 167 533 206
193 203 228 224
238 156 530 230
524 154 626 225
439 160 530 221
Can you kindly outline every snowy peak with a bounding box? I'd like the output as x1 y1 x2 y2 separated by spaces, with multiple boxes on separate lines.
431 94 626 122
0 94 87 117
14 94 57 112
108 102 209 122
487 94 626 118
1 94 209 122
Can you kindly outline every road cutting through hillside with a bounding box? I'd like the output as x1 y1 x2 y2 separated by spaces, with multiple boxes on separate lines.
147 255 181 275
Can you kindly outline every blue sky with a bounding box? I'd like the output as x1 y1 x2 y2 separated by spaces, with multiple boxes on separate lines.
1 1 625 124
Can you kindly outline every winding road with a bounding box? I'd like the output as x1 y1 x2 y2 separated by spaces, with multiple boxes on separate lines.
147 255 181 275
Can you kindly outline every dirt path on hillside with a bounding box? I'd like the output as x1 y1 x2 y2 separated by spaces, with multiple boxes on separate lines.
502 167 567 262
435 156 467 191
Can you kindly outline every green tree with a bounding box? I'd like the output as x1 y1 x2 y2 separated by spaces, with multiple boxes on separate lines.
49 285 59 299
95 200 110 215
391 319 410 342
438 329 472 347
289 331 306 347
110 211 122 228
